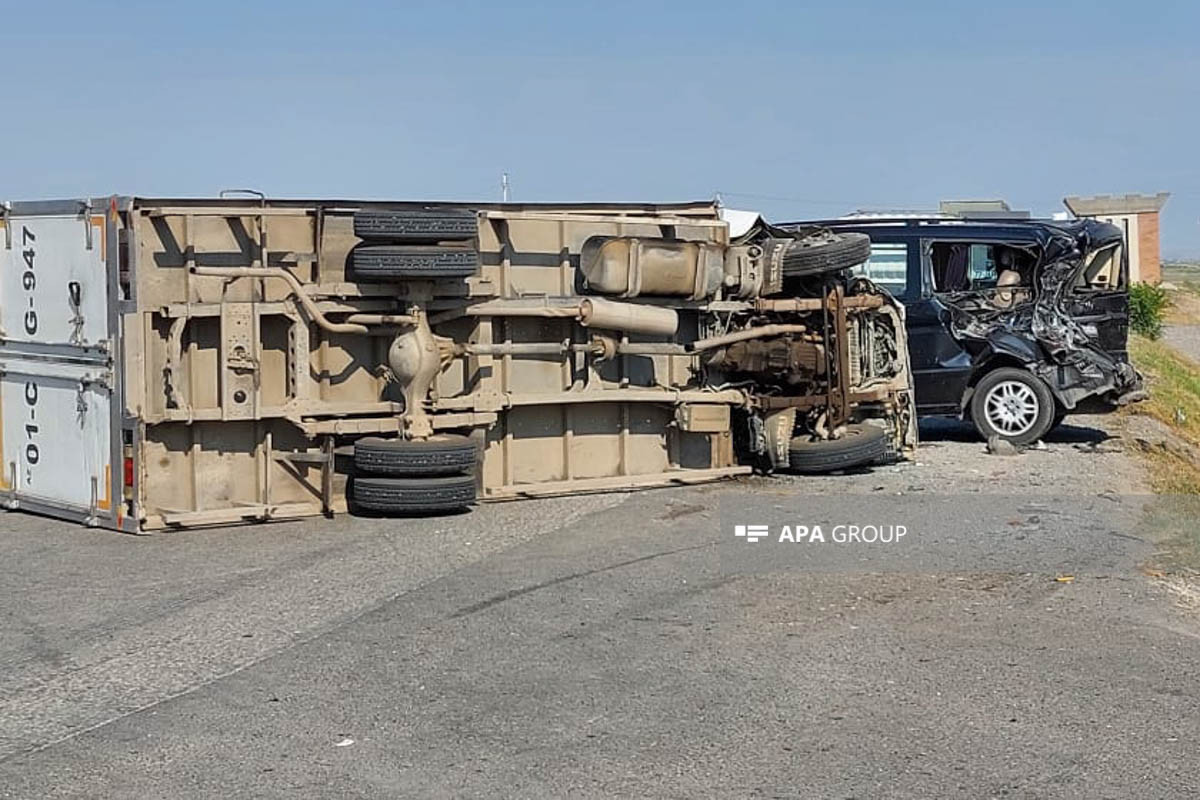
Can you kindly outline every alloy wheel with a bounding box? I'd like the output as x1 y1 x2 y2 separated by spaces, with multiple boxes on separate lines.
983 380 1040 436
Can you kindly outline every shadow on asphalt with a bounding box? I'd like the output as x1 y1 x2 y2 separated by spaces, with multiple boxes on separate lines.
918 417 1113 445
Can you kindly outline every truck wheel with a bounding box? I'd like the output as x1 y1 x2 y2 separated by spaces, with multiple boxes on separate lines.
352 474 477 515
354 435 477 476
351 246 479 281
782 231 871 276
969 367 1055 446
787 423 887 474
354 209 478 242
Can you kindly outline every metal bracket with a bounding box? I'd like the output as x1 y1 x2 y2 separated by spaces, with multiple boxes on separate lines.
321 436 334 516
2 201 10 249
219 301 259 421
75 371 112 392
80 200 93 250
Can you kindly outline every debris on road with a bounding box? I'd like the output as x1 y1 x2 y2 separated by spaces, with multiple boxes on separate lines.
987 436 1021 457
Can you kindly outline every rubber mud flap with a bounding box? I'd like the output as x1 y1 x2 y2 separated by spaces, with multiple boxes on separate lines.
354 435 477 476
351 246 479 280
782 231 871 276
787 423 887 474
354 209 478 242
352 474 477 515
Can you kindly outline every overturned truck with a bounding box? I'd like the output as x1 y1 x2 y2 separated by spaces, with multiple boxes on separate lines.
0 198 915 531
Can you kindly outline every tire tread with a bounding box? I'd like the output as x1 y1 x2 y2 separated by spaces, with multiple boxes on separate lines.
354 435 477 476
782 232 872 276
351 246 479 280
352 474 477 514
787 424 887 474
354 209 477 241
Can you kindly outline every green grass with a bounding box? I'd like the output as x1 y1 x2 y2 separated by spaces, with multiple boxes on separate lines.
1127 333 1200 572
1129 335 1200 449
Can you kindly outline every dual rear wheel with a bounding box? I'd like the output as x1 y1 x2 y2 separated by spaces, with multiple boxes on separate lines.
350 434 478 515
350 208 479 282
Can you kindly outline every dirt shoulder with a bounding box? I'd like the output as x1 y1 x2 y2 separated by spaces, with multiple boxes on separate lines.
1123 323 1200 578
1163 324 1200 363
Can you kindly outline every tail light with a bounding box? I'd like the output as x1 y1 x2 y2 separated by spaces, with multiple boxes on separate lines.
123 448 135 501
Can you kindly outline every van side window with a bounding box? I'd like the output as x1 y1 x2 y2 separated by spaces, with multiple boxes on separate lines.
1076 243 1125 290
853 242 908 296
930 242 1033 293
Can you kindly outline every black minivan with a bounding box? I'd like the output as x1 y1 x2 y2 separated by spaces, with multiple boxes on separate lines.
785 217 1144 445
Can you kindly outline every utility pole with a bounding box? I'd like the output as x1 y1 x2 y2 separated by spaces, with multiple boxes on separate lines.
501 172 511 203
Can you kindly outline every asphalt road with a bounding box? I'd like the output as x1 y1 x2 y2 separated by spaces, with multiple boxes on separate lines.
2 418 1199 799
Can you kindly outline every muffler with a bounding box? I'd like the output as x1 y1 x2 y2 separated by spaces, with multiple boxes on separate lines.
578 297 678 336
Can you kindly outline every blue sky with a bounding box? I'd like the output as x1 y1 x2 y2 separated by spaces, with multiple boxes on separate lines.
4 1 1198 256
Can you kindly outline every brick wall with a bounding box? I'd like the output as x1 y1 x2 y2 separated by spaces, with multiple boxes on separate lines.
1136 211 1161 284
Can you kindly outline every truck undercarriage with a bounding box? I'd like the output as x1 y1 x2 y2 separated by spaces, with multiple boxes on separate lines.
0 199 915 530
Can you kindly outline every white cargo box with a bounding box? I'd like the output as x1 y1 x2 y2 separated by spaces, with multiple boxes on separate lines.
0 203 122 527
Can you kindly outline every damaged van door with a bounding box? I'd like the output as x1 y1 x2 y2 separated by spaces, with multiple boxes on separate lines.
938 219 1145 443
1062 238 1130 361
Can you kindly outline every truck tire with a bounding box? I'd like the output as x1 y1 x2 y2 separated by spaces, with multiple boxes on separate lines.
969 367 1055 447
351 246 479 281
782 231 871 276
354 209 478 242
787 423 887 474
352 474 477 514
354 435 477 476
